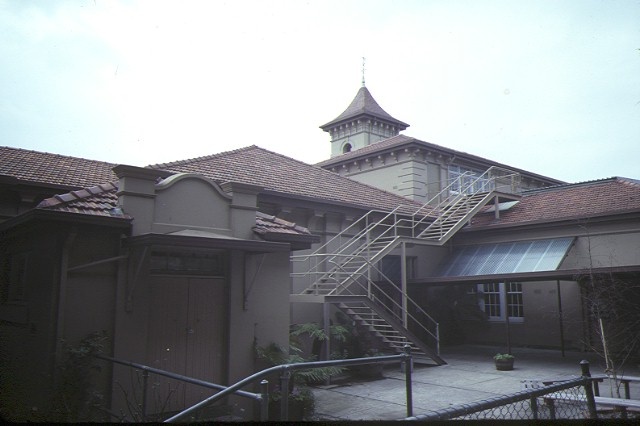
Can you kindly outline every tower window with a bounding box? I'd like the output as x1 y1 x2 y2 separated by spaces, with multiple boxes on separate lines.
342 143 352 153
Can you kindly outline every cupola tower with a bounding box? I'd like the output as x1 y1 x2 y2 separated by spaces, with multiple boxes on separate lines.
320 84 409 157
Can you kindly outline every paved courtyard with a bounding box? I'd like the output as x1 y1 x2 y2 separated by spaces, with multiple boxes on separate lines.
310 345 640 421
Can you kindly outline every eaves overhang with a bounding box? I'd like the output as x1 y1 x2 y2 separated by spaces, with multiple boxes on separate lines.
464 209 640 234
0 208 131 233
256 231 320 251
125 232 291 253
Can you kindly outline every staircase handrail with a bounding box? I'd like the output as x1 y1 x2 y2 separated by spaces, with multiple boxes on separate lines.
324 255 440 344
294 210 407 286
308 206 406 257
410 166 520 234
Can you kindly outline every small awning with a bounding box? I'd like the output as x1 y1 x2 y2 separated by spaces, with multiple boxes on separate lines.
437 237 575 277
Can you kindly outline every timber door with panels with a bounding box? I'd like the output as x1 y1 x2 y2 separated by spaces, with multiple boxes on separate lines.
146 276 227 414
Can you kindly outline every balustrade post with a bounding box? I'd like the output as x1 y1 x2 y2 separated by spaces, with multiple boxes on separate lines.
279 369 291 421
141 368 149 420
403 344 413 418
260 379 269 421
580 360 598 419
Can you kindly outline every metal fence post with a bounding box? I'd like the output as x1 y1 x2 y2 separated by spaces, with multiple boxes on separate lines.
580 360 598 419
141 368 149 420
260 379 269 421
529 397 538 420
280 369 291 421
403 344 413 418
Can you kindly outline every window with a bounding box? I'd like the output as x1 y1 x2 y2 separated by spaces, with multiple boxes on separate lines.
478 282 524 321
150 251 225 276
448 165 490 195
1 253 28 303
343 143 352 153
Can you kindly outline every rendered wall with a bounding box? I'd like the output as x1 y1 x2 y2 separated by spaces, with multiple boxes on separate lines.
0 223 122 420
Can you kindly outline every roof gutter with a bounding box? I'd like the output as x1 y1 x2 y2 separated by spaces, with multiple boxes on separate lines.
410 265 640 286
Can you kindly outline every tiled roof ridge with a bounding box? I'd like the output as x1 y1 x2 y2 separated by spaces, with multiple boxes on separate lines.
38 181 118 209
149 145 259 169
618 176 640 187
1 145 116 167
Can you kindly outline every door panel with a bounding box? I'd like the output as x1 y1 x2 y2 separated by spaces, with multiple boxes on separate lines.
184 277 226 405
145 276 226 416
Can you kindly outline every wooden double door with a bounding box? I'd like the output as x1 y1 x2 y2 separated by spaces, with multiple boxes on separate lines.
146 276 227 414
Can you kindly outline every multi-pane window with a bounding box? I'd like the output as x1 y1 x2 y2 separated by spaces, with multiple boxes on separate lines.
479 282 524 321
448 165 490 194
506 282 524 318
482 283 502 318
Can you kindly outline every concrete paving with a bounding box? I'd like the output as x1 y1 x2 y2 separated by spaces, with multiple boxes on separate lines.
310 345 640 421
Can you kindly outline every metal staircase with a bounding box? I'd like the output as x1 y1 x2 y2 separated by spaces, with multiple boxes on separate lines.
291 167 521 365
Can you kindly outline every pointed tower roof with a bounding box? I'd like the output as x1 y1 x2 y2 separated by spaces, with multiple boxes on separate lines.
320 86 409 130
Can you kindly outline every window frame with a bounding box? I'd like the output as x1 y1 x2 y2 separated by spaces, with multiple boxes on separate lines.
477 282 524 322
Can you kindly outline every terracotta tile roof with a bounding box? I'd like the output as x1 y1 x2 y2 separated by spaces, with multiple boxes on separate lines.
470 177 640 228
36 182 130 218
254 211 314 237
316 135 564 185
0 146 116 188
36 183 318 241
320 86 409 130
150 145 423 214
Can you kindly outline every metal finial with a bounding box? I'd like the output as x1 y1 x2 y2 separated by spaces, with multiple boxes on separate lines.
362 57 366 87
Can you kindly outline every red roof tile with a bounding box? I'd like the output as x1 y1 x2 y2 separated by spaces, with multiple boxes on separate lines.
254 211 313 237
37 182 129 218
150 145 423 214
0 146 116 188
470 177 640 228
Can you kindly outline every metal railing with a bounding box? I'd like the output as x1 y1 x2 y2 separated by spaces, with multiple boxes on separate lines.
96 349 414 422
318 254 440 353
95 354 262 421
166 346 414 422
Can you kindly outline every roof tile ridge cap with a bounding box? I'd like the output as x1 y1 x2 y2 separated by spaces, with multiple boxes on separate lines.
255 211 275 220
617 176 640 187
148 145 259 169
38 181 118 209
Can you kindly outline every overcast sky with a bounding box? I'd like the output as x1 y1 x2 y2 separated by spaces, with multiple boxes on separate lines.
1 0 639 183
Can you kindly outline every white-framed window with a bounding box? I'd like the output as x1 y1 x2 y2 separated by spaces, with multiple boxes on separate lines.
478 282 524 322
448 165 490 195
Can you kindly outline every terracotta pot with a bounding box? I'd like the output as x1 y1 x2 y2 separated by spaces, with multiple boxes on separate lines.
495 358 514 371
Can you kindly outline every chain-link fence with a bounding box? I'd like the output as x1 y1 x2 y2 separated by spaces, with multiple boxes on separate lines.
406 378 597 421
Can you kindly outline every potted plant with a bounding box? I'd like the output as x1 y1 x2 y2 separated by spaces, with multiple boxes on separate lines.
493 353 515 371
255 323 347 421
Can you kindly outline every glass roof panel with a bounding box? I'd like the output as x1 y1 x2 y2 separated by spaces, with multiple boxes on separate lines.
437 237 574 277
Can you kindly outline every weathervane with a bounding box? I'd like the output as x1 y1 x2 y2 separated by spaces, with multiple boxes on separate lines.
362 57 366 87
